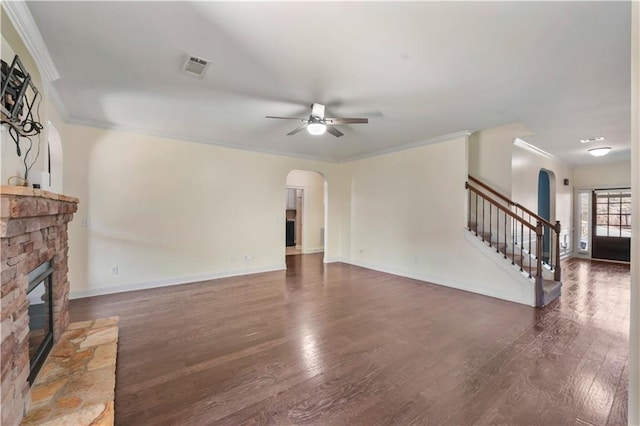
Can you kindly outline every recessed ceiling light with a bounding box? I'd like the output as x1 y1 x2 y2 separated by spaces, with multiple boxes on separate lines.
580 136 606 143
588 147 611 157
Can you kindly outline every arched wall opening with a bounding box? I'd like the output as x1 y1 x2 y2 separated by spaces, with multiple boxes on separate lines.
538 168 556 262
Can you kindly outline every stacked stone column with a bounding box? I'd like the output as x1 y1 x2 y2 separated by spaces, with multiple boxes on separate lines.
1 187 78 426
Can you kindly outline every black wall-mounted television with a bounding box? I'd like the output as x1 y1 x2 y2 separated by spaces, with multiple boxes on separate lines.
1 55 39 126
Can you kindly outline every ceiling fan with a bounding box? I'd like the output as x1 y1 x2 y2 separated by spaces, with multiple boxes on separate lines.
266 103 368 137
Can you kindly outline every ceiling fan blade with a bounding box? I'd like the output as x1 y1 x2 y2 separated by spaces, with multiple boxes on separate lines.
266 116 306 121
326 126 344 138
287 123 308 135
324 117 369 125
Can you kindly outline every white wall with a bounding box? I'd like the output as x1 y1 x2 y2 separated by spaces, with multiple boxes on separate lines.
345 135 535 305
286 170 325 253
512 143 573 253
468 123 534 197
48 118 345 298
572 160 631 189
53 121 536 305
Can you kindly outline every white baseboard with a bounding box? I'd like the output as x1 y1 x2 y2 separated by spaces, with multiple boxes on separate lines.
69 264 287 299
560 250 573 260
302 247 324 254
340 241 534 307
323 256 346 263
335 231 536 307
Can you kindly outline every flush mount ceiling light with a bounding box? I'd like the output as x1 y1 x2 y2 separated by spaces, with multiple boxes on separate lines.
580 136 606 143
588 147 612 157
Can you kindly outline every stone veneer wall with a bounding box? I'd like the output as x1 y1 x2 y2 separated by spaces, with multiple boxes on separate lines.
0 186 78 426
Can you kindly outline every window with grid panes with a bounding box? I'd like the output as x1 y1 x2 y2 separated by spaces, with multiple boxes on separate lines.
595 190 631 238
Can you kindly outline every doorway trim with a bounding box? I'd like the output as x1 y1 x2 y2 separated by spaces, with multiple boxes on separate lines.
47 121 63 193
285 185 304 251
284 170 328 261
574 189 592 258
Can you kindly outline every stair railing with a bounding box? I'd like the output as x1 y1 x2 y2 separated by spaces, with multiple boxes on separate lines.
467 176 562 283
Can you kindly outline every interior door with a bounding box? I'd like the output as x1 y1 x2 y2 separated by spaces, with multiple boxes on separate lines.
592 189 631 262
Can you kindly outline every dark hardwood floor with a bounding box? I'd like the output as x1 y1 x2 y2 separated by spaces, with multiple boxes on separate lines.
69 255 630 425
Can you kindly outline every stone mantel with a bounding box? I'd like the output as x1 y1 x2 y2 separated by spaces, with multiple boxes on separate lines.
1 185 79 426
0 186 79 204
1 186 79 234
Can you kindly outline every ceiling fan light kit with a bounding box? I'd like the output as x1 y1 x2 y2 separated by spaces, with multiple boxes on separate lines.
266 103 368 138
307 121 327 136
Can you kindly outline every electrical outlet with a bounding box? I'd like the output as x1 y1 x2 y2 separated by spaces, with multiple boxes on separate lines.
111 265 119 275
243 255 253 261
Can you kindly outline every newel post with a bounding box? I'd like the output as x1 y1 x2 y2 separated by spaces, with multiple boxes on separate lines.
554 221 562 281
535 221 544 307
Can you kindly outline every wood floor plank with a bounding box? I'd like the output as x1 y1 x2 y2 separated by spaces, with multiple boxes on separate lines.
606 362 629 426
68 255 630 425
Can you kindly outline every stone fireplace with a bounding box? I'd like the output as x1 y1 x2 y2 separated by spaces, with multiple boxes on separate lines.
1 186 78 426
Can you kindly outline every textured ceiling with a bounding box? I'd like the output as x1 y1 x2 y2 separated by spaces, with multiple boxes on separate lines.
27 1 631 164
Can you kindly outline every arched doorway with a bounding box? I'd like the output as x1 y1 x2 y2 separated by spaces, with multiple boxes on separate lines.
284 170 326 258
538 169 555 262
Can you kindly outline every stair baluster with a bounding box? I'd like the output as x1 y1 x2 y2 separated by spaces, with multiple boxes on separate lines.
520 222 524 272
495 209 500 253
489 204 493 248
528 227 532 278
503 212 508 259
482 197 486 242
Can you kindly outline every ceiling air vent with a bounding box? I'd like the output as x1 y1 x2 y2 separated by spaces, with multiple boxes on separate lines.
182 55 211 78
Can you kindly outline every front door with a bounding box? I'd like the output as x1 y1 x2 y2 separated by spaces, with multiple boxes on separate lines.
592 189 631 262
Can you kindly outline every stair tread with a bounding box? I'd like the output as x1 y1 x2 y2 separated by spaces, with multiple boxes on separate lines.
543 279 562 293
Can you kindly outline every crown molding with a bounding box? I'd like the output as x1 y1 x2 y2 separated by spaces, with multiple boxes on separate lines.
62 114 474 165
64 116 342 163
2 1 60 82
340 130 472 163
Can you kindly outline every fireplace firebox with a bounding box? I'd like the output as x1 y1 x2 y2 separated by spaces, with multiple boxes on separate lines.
26 260 54 385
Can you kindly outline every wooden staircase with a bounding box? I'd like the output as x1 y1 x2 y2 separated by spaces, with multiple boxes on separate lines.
466 178 562 307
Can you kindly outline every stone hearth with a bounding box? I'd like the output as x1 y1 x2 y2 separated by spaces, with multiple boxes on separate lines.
1 186 79 426
22 317 119 425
